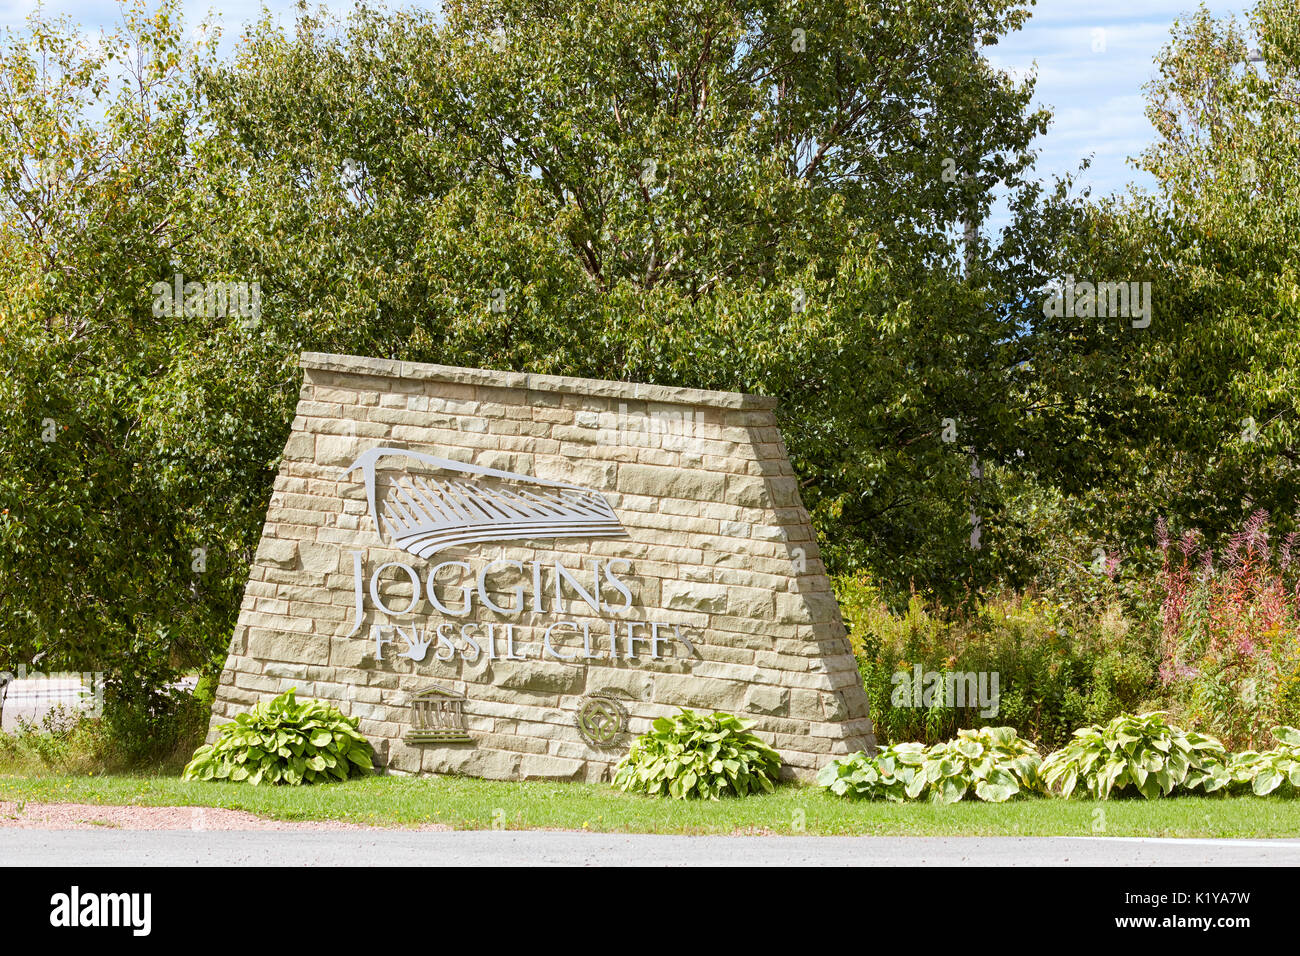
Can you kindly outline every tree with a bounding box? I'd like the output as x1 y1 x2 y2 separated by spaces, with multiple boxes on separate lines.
0 2 237 732
0 0 1080 733
191 0 1065 595
1061 0 1300 556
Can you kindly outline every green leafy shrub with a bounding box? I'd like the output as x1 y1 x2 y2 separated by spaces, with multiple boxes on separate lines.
815 743 925 801
1039 711 1226 799
1224 726 1300 796
0 691 211 776
916 727 1044 804
612 709 781 800
839 573 1160 751
183 689 373 785
101 678 214 771
818 729 1042 803
1 706 81 769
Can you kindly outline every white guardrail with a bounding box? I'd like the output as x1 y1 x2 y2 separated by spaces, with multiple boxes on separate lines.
0 674 200 731
0 673 103 731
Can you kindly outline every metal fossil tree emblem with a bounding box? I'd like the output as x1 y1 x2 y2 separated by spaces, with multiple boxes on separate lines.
576 693 629 748
345 446 626 558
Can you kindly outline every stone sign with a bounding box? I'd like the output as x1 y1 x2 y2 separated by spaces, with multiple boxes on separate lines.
209 352 875 781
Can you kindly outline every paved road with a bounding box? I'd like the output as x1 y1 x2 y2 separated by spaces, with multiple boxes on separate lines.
2 831 1299 865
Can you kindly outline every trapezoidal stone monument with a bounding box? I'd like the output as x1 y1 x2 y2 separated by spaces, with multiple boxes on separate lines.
209 352 875 781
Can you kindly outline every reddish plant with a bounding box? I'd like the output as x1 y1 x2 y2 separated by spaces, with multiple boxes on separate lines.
1156 511 1300 749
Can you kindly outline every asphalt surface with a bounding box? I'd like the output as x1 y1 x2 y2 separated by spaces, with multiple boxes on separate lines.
3 831 1300 865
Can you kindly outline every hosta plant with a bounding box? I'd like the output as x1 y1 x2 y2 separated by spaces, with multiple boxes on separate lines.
1040 711 1225 799
1225 726 1300 796
816 743 926 801
612 709 781 800
183 689 374 785
916 727 1044 804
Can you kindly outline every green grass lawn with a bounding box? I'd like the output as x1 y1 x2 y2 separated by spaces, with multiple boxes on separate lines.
3 773 1300 836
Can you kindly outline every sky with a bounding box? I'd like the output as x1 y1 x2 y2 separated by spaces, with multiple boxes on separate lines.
0 0 1259 210
990 0 1254 203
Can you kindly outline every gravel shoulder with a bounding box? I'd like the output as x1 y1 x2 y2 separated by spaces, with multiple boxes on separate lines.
0 800 449 832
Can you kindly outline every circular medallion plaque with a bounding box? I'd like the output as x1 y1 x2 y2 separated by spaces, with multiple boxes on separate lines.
575 693 629 748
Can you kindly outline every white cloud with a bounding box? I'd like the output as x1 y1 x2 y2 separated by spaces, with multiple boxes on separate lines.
0 0 1257 217
991 2 1255 203
0 0 39 29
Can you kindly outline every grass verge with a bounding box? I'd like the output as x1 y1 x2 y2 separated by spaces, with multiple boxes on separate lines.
3 773 1300 836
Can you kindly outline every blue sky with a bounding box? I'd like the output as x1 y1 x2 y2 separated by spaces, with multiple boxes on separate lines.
990 0 1253 202
0 0 1258 208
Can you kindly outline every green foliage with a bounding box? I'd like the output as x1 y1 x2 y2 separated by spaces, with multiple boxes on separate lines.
0 693 209 776
0 1 251 733
1056 0 1300 557
815 743 926 802
99 684 212 770
183 689 373 786
197 0 1076 600
0 0 1088 742
1 0 1077 625
821 720 1300 804
8 0 1299 768
840 573 1161 750
917 727 1043 804
612 710 781 800
0 707 82 769
818 728 1043 803
1039 712 1226 799
1225 726 1300 797
99 659 221 766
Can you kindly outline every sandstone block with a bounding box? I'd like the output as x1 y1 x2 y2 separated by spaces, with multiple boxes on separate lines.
211 353 877 783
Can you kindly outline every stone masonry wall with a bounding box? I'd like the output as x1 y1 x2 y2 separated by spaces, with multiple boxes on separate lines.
210 352 875 782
